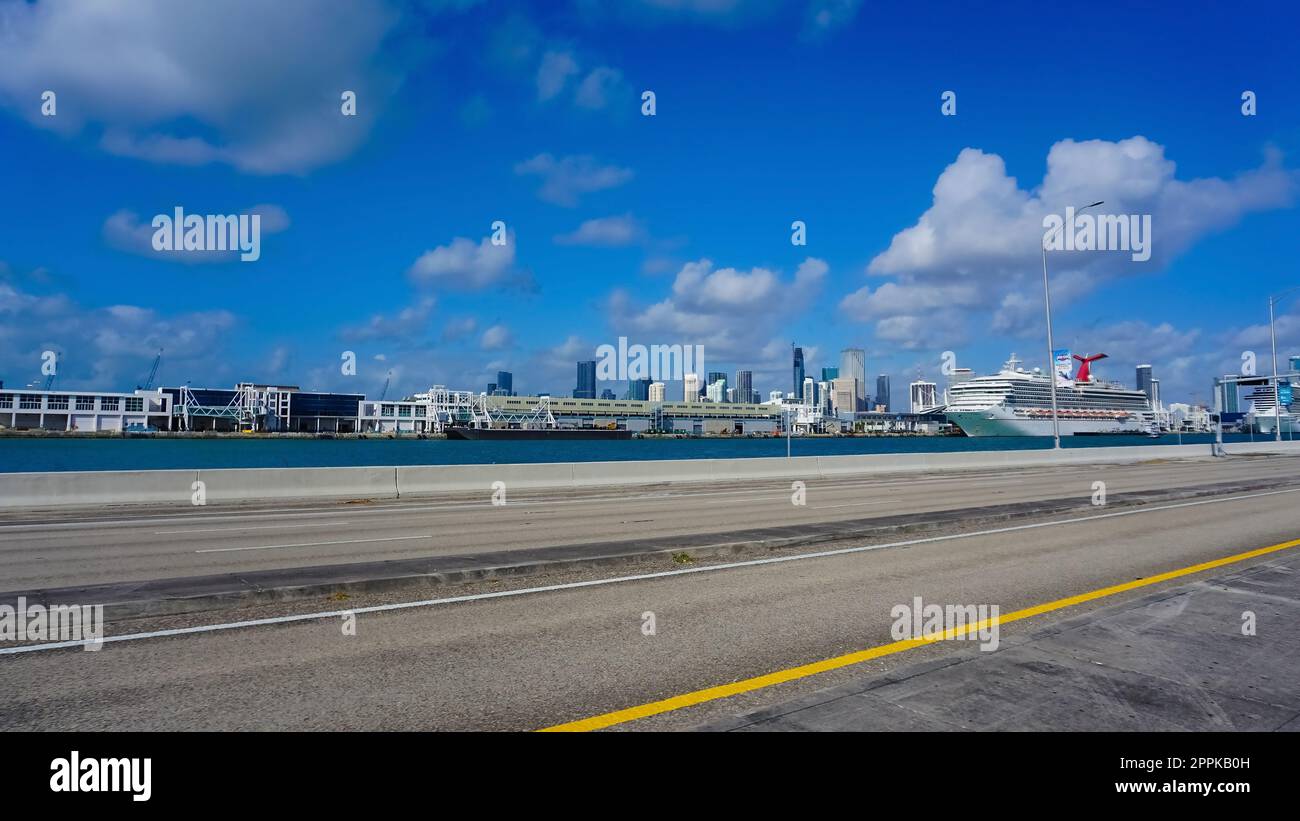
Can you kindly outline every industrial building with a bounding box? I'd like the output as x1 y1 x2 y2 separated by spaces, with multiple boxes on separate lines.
0 388 172 432
163 384 364 433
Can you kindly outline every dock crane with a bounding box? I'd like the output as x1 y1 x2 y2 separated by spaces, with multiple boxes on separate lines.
378 370 393 401
137 348 163 391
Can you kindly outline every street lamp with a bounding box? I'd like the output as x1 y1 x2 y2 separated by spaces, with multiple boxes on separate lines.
1267 286 1300 442
1041 200 1104 449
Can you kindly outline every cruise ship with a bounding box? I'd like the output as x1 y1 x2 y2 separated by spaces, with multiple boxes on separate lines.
1244 385 1299 435
942 354 1153 437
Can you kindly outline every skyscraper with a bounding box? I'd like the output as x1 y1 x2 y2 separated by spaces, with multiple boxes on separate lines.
648 382 665 402
574 360 596 399
1136 364 1154 403
792 346 805 399
735 370 753 405
821 366 839 382
627 378 652 401
840 348 866 411
875 374 890 412
683 373 700 402
706 372 727 402
802 376 815 407
496 371 513 396
1214 376 1240 414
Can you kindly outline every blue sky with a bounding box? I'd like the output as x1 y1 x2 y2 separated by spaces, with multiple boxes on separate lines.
1 0 1297 405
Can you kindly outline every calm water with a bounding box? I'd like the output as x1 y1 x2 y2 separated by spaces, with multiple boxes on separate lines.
0 433 1261 473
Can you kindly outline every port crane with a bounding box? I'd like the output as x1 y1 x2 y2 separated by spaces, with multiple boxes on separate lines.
378 370 393 401
137 348 163 390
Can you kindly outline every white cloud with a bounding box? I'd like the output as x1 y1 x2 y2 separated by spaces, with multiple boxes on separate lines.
407 233 516 289
555 214 644 246
340 297 436 343
803 0 862 40
608 256 827 367
842 137 1297 346
0 0 406 174
480 323 513 350
514 153 634 207
102 205 291 263
440 316 479 342
536 50 580 101
0 279 238 390
574 66 626 110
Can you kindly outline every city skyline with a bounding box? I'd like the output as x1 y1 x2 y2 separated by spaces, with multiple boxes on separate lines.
1 2 1298 409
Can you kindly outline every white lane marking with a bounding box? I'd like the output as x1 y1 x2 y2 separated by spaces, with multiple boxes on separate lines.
195 535 427 553
811 500 890 510
4 485 1298 656
155 521 350 535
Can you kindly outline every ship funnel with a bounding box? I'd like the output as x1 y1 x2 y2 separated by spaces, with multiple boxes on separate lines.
1072 353 1108 382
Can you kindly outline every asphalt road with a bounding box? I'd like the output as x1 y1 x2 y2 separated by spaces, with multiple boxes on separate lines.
1 453 1298 592
1 476 1297 730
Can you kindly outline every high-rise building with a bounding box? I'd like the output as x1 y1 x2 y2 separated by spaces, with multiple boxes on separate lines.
683 373 700 402
831 377 857 415
802 376 815 407
599 388 616 400
909 379 938 413
735 371 753 405
1136 364 1154 403
648 382 665 402
726 387 737 403
707 378 726 403
821 366 839 382
486 382 497 395
875 374 890 412
1150 378 1161 410
1214 376 1240 414
706 371 727 402
1290 355 1300 373
496 371 513 396
792 346 805 399
840 348 866 411
627 378 652 401
574 360 596 399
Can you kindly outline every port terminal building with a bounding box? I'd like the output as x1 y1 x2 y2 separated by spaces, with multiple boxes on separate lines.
1 383 947 436
0 388 172 433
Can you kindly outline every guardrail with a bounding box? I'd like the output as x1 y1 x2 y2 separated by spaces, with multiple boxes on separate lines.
1 440 1298 509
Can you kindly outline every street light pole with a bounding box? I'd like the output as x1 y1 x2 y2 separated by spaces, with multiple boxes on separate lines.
1041 201 1103 449
1266 286 1300 442
1270 294 1280 442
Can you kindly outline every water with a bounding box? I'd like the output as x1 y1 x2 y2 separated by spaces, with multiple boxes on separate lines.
0 433 1256 473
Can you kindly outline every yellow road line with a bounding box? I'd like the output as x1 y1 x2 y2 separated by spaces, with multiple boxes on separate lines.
539 536 1300 732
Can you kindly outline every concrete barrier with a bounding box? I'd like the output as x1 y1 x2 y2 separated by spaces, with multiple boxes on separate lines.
2 440 1298 508
0 469 198 509
194 466 399 504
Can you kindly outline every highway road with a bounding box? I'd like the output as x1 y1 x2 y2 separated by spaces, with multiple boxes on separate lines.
1 453 1298 592
1 473 1298 731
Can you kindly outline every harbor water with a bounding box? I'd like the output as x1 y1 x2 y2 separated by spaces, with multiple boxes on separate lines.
0 433 1268 473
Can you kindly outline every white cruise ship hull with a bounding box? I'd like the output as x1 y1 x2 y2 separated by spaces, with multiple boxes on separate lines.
1253 413 1300 435
947 406 1144 437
